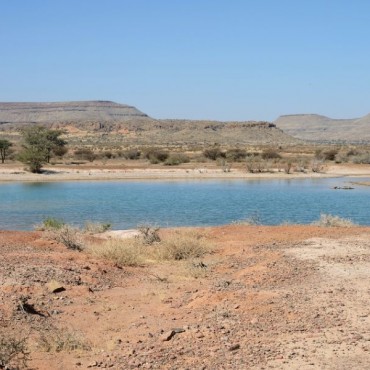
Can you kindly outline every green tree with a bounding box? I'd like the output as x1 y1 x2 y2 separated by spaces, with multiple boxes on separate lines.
0 139 12 163
18 126 67 173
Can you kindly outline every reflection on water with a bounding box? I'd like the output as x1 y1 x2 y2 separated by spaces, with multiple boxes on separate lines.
0 177 369 230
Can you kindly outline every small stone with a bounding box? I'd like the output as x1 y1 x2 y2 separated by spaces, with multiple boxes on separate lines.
161 330 176 341
46 280 65 293
229 344 240 351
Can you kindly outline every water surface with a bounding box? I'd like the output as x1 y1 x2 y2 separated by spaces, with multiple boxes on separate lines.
0 177 369 230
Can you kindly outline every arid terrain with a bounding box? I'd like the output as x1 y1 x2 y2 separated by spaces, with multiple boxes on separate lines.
1 225 370 369
0 101 298 146
275 113 370 143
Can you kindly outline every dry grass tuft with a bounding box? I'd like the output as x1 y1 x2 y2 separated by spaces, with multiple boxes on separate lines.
312 213 357 227
0 330 29 369
83 221 111 234
157 230 210 261
47 225 85 251
38 327 91 353
89 228 211 266
88 238 143 266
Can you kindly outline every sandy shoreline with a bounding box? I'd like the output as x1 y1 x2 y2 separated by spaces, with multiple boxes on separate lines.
1 164 370 182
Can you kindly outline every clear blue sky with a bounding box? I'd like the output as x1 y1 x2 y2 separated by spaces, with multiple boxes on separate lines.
1 0 370 121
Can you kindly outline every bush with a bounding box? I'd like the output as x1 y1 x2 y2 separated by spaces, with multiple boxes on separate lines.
164 153 190 166
312 213 356 227
0 330 29 370
311 160 325 173
144 149 169 164
158 230 209 260
83 221 111 234
261 149 281 160
245 156 265 173
38 326 90 353
322 149 338 161
102 151 113 159
36 217 65 231
89 229 211 265
225 148 246 162
123 149 141 160
351 153 370 164
203 147 225 160
49 225 84 251
89 238 143 267
137 225 161 244
74 148 96 162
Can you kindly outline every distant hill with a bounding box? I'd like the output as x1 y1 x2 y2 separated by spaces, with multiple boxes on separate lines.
0 101 149 125
275 113 370 143
0 101 298 146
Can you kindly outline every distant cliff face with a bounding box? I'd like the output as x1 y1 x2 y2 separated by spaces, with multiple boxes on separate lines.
275 114 370 142
0 101 148 125
0 100 299 145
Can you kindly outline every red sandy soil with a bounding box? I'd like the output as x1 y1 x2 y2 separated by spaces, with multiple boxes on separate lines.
1 226 370 369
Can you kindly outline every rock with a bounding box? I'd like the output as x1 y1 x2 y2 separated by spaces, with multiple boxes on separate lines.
160 328 185 341
46 280 65 293
229 344 241 351
161 330 176 341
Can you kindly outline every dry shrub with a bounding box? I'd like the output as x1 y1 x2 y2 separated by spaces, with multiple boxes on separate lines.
48 225 84 251
83 221 111 234
261 149 281 160
89 238 143 266
158 230 210 261
38 327 90 353
89 229 211 266
312 213 356 227
187 260 209 278
137 225 161 244
0 330 29 370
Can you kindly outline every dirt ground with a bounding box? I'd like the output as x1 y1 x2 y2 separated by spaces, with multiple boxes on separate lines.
1 225 370 369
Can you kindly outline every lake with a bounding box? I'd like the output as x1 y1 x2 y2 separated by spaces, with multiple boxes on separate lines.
0 177 369 230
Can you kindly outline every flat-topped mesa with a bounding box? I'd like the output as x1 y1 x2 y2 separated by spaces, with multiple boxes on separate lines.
275 112 370 142
0 101 149 124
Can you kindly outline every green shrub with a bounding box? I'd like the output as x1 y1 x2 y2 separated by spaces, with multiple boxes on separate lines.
36 217 65 231
203 147 225 160
124 149 141 160
74 148 96 162
225 148 246 162
164 153 190 166
144 149 168 164
351 153 370 164
323 149 338 161
102 151 113 159
261 149 281 160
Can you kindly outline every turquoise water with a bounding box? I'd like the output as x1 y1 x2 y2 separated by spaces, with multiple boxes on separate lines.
0 178 369 230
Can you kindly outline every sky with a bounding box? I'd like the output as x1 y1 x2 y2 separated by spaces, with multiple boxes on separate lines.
1 0 370 121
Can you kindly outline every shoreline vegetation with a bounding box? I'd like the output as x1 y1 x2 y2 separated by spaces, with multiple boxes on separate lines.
1 163 370 182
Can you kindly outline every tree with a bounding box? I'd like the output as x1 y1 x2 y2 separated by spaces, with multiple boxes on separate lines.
18 126 67 173
0 139 12 163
